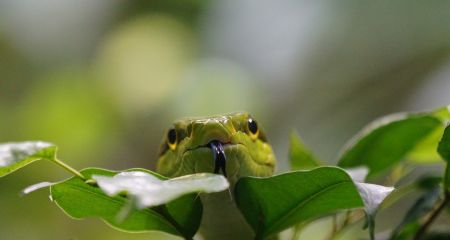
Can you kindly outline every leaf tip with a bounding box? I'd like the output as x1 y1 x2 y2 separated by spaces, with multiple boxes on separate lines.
20 181 54 196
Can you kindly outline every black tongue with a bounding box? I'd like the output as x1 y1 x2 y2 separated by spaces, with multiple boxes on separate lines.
209 140 227 177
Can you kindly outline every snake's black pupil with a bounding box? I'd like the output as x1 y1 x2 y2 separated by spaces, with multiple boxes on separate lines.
248 118 258 134
167 129 177 144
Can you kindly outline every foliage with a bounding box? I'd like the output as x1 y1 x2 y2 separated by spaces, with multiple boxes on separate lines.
337 112 444 177
235 167 364 239
1 105 450 239
51 168 204 239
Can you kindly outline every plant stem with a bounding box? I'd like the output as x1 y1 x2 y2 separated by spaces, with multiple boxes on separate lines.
341 211 351 227
291 223 303 240
51 158 85 180
444 163 449 191
330 210 364 240
327 214 338 240
413 192 449 240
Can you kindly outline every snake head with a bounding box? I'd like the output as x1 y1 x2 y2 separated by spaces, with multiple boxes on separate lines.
156 112 276 184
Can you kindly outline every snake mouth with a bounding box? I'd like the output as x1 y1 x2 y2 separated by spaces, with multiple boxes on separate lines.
208 140 227 177
182 140 246 179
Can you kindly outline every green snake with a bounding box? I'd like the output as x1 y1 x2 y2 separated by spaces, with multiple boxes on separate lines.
157 112 276 239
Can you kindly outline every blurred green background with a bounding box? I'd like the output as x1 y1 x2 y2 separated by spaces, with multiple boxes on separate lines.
1 1 450 239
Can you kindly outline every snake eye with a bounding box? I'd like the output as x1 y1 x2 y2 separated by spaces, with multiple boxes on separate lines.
166 128 177 150
247 118 259 140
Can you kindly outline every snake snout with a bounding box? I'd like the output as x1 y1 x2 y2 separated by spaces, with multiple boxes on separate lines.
208 140 227 177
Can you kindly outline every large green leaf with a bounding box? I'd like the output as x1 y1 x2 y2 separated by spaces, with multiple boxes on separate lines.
0 141 56 177
289 131 321 170
235 167 364 239
50 168 202 239
338 113 443 177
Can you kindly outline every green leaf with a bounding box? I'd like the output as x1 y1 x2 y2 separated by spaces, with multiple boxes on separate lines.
50 168 202 239
437 123 450 189
407 127 445 163
0 141 56 177
437 124 450 162
338 113 443 177
93 172 229 208
289 131 321 170
390 187 441 240
408 106 450 163
235 167 364 239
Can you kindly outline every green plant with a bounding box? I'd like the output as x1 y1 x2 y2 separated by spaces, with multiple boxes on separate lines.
1 105 450 240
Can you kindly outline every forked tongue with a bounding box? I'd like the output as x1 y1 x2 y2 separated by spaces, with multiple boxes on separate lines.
209 140 227 177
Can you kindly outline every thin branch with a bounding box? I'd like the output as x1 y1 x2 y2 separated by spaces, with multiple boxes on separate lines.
51 158 85 180
413 192 449 240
